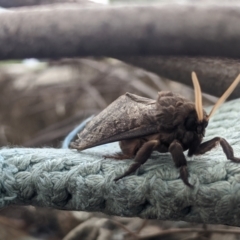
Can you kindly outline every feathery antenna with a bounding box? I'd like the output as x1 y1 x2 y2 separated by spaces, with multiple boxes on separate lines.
208 74 240 119
191 72 204 121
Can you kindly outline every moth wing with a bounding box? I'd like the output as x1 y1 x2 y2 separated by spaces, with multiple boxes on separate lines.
72 92 159 150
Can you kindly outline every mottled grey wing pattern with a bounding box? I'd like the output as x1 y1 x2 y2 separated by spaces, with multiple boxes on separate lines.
72 93 159 150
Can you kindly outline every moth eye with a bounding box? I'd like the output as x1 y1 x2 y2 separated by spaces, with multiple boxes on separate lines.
204 122 208 128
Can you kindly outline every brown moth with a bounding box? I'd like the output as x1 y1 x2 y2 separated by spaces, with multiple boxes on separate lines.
70 72 240 187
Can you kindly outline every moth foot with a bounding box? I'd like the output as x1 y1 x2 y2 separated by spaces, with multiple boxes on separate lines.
114 162 141 182
230 157 240 163
114 175 124 182
114 172 131 182
180 166 194 188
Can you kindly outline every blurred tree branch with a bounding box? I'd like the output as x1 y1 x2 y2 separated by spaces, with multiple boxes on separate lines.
0 0 86 8
1 4 240 59
1 4 240 98
119 56 240 99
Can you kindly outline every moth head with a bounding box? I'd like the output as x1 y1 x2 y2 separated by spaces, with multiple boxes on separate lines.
189 71 240 135
184 110 208 137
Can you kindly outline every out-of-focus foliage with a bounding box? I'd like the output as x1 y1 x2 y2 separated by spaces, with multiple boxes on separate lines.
1 206 240 240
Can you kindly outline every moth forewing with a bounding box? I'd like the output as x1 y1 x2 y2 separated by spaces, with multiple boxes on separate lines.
70 93 159 150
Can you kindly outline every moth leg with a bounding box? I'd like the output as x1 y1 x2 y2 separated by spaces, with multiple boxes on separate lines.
114 140 159 181
169 140 193 188
190 137 240 163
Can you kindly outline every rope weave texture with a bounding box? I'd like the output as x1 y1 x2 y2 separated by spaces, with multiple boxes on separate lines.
0 99 240 226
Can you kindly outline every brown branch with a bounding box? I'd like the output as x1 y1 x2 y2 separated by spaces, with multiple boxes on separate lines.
1 4 240 59
109 219 139 239
119 56 240 99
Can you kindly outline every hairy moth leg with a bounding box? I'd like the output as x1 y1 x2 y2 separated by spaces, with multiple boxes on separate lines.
114 140 160 181
169 140 193 188
190 137 240 162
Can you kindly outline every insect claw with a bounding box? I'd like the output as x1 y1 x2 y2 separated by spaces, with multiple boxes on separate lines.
185 181 194 189
114 172 129 182
114 177 121 182
180 166 194 188
231 157 240 163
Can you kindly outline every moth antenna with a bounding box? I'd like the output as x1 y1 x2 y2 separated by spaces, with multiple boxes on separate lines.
191 72 203 121
207 74 240 119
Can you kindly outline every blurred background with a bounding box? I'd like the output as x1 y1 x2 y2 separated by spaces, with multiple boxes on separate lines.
0 0 239 240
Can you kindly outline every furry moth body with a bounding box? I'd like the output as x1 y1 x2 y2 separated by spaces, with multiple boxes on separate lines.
71 72 240 187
